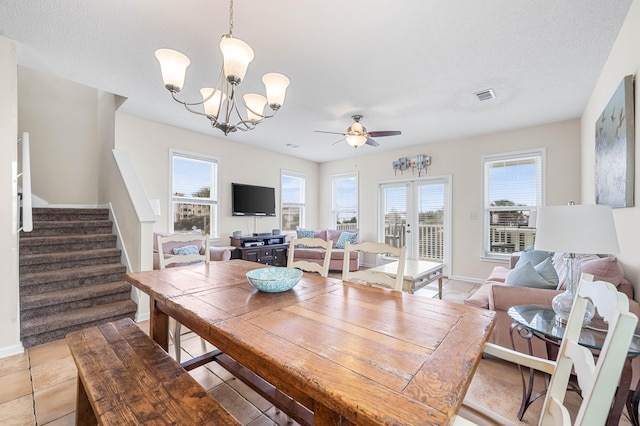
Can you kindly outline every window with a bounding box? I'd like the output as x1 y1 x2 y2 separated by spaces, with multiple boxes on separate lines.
281 171 306 232
331 173 358 230
483 149 544 257
170 151 219 238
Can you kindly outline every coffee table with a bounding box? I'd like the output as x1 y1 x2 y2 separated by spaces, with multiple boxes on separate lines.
368 259 444 297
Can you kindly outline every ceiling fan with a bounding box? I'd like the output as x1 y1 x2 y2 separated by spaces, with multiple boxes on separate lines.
314 115 401 148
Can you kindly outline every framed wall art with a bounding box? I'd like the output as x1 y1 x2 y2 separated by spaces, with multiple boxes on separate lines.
595 74 635 208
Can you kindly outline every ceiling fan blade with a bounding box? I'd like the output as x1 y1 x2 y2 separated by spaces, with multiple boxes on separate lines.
332 138 345 145
314 130 346 136
365 137 380 147
368 130 401 137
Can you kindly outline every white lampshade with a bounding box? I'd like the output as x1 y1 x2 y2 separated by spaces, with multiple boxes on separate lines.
220 36 254 84
243 94 267 122
534 204 619 254
345 134 367 147
155 49 190 92
200 88 227 118
262 73 290 108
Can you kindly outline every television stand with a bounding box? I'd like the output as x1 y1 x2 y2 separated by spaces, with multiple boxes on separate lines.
230 234 287 266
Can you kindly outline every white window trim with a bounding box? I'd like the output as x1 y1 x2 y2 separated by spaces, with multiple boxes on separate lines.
481 148 546 260
331 172 359 229
169 149 221 240
280 169 306 233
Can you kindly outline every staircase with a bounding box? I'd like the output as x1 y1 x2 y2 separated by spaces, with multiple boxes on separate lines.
19 207 137 348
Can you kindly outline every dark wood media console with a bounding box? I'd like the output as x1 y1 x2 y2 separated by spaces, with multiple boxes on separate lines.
230 234 288 266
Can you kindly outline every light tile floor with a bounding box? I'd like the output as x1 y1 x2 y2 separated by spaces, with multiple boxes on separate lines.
0 278 634 425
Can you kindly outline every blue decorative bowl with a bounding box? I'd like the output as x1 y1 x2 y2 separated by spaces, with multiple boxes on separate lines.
246 267 303 292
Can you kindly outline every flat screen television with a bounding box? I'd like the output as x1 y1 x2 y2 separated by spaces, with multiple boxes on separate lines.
231 183 276 216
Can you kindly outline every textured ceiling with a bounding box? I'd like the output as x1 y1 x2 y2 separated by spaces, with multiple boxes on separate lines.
0 0 633 162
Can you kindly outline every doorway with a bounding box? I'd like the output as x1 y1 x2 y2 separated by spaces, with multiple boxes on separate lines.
379 176 451 275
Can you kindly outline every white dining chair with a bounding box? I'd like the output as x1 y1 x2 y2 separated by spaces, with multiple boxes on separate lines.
287 237 333 277
456 273 638 425
341 241 406 292
157 233 210 363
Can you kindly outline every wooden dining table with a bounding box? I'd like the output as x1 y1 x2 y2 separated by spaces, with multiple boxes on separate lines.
125 259 495 425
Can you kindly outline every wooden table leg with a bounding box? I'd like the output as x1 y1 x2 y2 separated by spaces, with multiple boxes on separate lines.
75 376 97 426
149 297 169 350
437 275 443 299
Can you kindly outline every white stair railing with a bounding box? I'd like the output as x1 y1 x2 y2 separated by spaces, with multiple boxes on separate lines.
17 131 33 232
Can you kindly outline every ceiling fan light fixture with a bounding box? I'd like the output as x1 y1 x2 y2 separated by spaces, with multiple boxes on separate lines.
346 134 367 147
349 122 365 134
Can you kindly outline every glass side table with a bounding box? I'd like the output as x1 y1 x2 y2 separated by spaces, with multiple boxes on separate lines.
507 304 640 426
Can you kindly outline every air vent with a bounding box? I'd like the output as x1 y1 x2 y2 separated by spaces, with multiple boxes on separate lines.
475 89 496 101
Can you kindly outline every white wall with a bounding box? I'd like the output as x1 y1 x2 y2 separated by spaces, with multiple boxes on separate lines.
320 119 582 282
0 36 23 357
18 67 100 205
114 113 320 244
581 0 640 297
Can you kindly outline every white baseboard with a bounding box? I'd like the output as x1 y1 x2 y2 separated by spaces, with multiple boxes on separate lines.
449 274 485 284
0 343 25 359
135 312 150 323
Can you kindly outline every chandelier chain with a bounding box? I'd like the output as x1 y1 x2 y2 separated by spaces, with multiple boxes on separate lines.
228 0 234 36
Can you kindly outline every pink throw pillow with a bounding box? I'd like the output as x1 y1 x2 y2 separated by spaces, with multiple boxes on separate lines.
580 256 624 286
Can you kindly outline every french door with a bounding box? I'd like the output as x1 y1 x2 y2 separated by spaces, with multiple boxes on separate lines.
379 177 450 274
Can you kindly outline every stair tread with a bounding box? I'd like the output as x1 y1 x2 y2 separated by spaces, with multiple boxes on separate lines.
21 300 137 336
29 220 112 227
21 247 121 263
21 281 131 308
20 234 116 246
20 263 126 284
32 207 109 213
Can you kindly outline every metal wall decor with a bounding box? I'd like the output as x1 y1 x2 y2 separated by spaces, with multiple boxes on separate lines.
393 155 431 176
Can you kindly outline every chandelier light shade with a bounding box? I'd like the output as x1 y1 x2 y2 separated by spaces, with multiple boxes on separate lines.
534 203 619 325
155 49 190 92
200 88 226 119
154 0 290 135
262 73 290 109
243 94 267 122
220 36 254 84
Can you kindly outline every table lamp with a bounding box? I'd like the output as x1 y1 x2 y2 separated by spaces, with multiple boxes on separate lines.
534 203 619 325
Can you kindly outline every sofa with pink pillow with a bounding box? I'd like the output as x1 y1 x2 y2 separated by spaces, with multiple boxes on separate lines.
465 251 640 360
290 229 360 272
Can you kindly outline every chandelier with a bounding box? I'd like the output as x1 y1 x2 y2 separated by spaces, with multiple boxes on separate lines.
154 0 290 135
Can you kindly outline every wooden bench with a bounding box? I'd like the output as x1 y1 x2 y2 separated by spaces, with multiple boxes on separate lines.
66 318 240 426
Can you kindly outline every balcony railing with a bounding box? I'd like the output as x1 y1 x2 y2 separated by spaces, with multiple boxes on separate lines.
384 224 444 261
489 226 536 253
336 223 358 231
